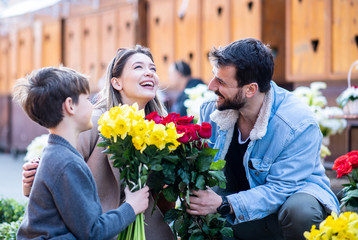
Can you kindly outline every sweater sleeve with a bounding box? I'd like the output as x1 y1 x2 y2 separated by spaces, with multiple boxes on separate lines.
51 161 136 240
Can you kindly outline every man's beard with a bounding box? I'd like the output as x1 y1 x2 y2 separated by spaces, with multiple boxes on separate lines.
215 89 246 111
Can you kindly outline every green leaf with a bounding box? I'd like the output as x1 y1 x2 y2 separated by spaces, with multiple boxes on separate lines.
220 227 234 237
96 141 109 147
164 155 180 164
163 186 179 202
178 169 190 184
195 174 205 189
210 159 226 171
151 164 163 171
195 156 212 172
164 209 180 223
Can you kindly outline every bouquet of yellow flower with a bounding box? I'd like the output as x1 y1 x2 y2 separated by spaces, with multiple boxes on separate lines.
304 211 358 240
97 103 183 240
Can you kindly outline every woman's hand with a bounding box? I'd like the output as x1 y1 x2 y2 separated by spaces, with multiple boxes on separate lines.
22 158 40 196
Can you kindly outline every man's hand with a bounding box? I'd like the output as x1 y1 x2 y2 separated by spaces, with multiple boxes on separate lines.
186 188 222 216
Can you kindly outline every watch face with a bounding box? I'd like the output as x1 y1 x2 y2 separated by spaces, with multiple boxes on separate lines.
220 204 231 216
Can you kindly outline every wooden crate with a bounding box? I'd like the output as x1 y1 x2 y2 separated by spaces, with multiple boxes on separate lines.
173 0 201 78
147 0 175 87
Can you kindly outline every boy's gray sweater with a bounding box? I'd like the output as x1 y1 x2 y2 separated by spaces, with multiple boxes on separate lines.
17 134 136 239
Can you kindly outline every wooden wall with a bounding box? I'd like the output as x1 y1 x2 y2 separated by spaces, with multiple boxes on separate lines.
0 0 356 155
147 0 286 86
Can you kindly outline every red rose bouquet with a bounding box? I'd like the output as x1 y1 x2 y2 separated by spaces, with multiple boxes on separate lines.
146 112 233 240
332 150 358 210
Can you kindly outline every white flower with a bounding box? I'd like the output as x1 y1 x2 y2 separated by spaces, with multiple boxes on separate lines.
184 84 215 121
24 134 49 162
336 86 358 107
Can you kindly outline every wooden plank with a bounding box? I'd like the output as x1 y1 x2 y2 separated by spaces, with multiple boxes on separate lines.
289 0 327 78
17 27 34 79
174 0 201 78
332 0 358 75
8 31 17 91
117 5 136 49
99 9 118 81
262 0 285 84
0 37 9 94
64 17 82 72
42 21 62 68
202 0 230 83
147 0 174 87
82 14 100 92
231 0 262 41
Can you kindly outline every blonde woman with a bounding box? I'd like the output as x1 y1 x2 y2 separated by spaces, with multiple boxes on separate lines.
22 45 175 239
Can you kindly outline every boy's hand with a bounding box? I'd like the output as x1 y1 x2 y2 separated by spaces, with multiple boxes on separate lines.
22 158 40 196
124 186 149 215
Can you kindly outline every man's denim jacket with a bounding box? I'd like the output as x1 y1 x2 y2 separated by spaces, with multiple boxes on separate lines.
199 81 339 224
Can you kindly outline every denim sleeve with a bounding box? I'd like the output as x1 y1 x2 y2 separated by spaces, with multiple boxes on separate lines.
52 162 136 239
227 121 322 224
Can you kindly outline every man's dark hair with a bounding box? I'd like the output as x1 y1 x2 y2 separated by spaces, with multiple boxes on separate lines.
209 38 274 93
13 67 90 128
174 60 191 77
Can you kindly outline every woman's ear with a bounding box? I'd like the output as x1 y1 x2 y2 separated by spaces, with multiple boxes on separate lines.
111 77 122 91
63 97 75 115
245 83 259 98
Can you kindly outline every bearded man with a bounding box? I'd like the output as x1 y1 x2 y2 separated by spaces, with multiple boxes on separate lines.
187 38 339 240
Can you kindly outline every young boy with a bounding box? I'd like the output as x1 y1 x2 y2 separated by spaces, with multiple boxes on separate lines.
13 67 149 239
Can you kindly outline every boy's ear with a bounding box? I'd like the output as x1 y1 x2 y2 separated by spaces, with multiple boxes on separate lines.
111 77 122 91
63 97 75 115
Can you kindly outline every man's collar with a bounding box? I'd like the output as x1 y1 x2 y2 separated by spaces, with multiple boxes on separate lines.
210 88 273 141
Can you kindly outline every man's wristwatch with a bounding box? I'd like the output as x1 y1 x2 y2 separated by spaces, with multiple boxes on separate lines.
217 196 231 217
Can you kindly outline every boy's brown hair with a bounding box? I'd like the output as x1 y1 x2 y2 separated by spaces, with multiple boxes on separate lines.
13 67 90 128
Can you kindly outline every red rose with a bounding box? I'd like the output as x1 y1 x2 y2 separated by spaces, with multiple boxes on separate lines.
176 125 190 143
162 113 180 125
347 151 358 168
198 122 212 139
333 155 353 178
146 111 163 124
177 116 194 126
187 125 199 141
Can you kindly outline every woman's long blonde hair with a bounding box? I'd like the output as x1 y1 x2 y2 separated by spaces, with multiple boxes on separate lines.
95 45 167 116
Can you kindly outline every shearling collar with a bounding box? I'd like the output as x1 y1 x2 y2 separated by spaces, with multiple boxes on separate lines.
209 88 273 141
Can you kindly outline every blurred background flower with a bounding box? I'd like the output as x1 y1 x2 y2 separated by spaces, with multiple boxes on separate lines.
293 82 347 160
183 84 215 122
23 134 48 162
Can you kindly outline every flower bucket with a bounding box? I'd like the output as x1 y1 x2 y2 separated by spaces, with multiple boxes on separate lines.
338 60 358 114
343 100 358 114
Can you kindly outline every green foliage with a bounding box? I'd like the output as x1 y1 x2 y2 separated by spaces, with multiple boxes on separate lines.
154 142 232 240
0 198 26 240
0 217 23 240
0 198 25 224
